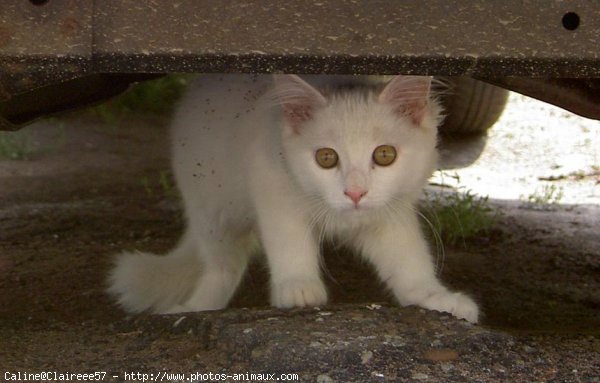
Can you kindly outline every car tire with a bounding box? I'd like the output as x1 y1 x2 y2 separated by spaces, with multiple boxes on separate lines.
437 77 509 136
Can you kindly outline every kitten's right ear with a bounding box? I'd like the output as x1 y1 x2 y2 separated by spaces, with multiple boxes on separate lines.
379 75 432 126
271 75 327 133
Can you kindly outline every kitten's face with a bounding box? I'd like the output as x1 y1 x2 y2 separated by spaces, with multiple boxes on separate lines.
283 95 438 216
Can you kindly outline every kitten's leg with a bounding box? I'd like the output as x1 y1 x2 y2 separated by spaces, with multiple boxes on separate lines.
165 233 251 313
256 199 327 308
357 214 479 323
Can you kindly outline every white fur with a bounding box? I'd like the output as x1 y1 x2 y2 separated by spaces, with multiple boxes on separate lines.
107 74 479 323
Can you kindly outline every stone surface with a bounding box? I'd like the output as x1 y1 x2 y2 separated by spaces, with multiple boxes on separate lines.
0 94 598 382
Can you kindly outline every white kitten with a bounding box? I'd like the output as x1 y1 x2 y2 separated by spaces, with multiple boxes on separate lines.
107 74 479 323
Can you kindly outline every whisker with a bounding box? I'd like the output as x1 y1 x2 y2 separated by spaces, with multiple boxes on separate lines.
389 196 446 276
319 209 339 287
299 195 338 287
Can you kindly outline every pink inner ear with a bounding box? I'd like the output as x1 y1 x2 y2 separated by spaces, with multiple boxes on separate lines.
282 104 313 133
272 74 327 134
379 76 432 125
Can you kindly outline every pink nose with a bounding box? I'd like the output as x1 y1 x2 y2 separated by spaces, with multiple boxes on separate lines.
344 189 367 205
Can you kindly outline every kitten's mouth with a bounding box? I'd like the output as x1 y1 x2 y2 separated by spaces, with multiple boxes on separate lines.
339 202 370 213
326 198 377 214
340 199 389 215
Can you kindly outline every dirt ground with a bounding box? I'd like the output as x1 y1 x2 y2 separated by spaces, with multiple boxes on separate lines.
0 94 598 380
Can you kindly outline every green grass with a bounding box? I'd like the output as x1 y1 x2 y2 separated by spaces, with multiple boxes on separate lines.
524 184 564 208
140 170 179 199
0 119 66 161
90 74 193 125
0 130 35 160
422 188 496 246
2 75 190 159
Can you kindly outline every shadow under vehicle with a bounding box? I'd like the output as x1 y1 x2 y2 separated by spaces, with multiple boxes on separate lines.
1 1 598 382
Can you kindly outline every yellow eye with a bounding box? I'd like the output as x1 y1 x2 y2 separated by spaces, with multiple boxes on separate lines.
372 145 397 166
315 148 339 169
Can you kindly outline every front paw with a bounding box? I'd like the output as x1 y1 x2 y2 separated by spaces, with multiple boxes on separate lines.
271 278 328 308
420 291 479 323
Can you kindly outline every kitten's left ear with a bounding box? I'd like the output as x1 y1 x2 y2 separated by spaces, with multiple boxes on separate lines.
379 76 432 126
271 75 327 133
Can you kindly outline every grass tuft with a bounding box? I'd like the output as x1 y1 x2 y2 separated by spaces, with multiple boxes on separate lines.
523 184 564 209
90 74 193 125
140 170 179 199
422 188 496 246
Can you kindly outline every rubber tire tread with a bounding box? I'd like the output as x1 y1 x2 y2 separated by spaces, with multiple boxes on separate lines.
438 77 509 136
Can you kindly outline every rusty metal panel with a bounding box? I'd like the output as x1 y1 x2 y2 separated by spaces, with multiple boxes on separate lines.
0 0 598 93
92 0 600 76
477 78 600 120
0 0 92 56
0 0 92 99
1 0 599 129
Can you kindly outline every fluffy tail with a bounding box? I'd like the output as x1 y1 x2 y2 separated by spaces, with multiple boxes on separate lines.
107 239 201 314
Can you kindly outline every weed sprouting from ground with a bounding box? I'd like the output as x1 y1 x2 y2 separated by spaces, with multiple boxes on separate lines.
140 170 179 199
522 184 565 210
421 178 496 247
